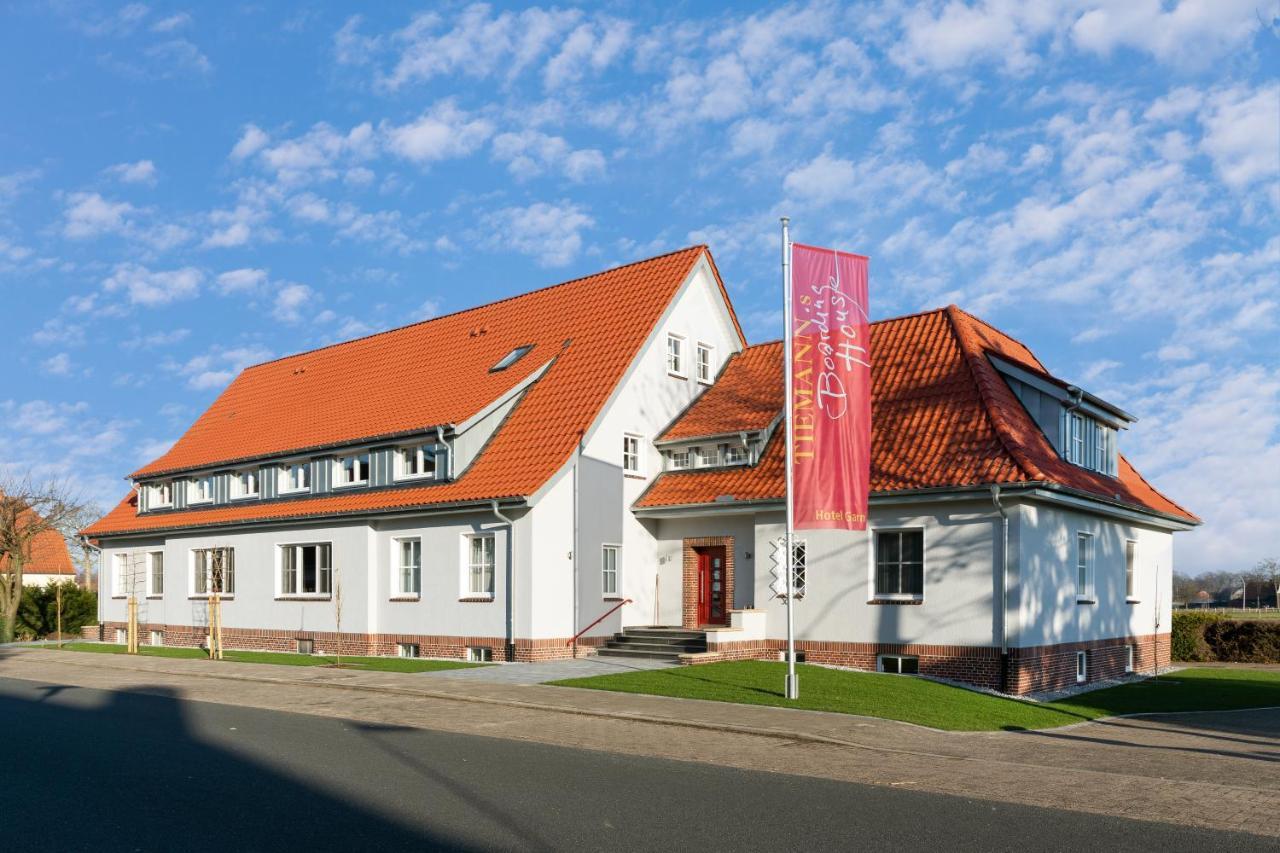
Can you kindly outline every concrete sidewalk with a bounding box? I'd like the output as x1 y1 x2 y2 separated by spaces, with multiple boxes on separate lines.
2 646 1276 837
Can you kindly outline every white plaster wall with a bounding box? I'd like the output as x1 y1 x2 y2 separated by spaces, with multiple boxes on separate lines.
751 501 1003 646
651 514 758 624
526 465 577 638
1016 502 1173 647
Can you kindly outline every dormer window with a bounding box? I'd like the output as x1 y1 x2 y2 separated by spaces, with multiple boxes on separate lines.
231 469 259 500
1064 412 1117 476
695 446 717 467
397 444 436 480
723 444 746 465
670 449 690 470
189 476 214 504
280 461 310 494
336 453 370 486
148 481 173 508
491 344 534 372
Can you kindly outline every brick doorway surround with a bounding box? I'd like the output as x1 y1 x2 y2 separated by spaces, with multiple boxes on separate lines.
681 536 735 628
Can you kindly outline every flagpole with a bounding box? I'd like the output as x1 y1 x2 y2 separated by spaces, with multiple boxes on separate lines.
781 216 798 700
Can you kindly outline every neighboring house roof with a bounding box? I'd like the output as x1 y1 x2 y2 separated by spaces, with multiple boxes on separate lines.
0 513 75 577
86 246 741 538
636 305 1197 524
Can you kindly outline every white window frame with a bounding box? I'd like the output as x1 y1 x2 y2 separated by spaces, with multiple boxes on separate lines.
396 444 437 481
1076 650 1088 683
695 342 713 383
1125 539 1138 602
397 642 420 658
669 449 690 470
463 533 496 599
1067 412 1085 465
335 452 370 487
279 461 311 494
191 547 235 598
666 333 685 378
146 551 164 598
1125 644 1135 673
188 476 214 504
149 481 173 509
602 544 621 598
393 536 422 599
871 527 926 601
695 445 717 467
277 542 332 599
622 434 642 475
1076 531 1095 602
112 553 128 597
230 468 259 500
723 443 746 465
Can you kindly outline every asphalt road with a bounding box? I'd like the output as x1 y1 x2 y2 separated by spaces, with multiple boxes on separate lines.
0 675 1268 852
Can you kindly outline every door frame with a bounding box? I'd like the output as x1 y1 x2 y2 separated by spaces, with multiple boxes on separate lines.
681 536 735 628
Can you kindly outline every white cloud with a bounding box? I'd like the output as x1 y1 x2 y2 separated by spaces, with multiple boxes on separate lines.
1197 84 1280 190
0 168 41 205
490 129 605 182
102 263 202 307
215 267 268 295
728 118 780 157
784 149 947 212
482 201 594 267
542 19 631 90
230 124 270 161
41 353 74 376
1071 0 1264 66
272 282 315 323
144 39 213 76
165 345 274 390
383 102 492 164
105 159 158 186
150 13 192 33
120 328 191 350
890 0 1062 76
62 192 134 239
31 318 85 347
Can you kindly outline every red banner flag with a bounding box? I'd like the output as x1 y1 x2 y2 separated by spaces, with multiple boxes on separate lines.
788 243 871 531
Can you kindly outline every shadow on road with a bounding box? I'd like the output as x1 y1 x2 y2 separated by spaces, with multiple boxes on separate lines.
0 679 473 852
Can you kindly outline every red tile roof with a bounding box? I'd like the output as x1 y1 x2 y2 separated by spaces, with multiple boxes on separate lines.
0 513 75 577
659 342 783 441
636 306 1197 523
87 246 743 538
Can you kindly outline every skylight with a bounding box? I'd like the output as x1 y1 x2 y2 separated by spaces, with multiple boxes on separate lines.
491 344 534 372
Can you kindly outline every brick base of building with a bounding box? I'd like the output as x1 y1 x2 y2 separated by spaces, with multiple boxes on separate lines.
94 621 604 663
694 632 1171 695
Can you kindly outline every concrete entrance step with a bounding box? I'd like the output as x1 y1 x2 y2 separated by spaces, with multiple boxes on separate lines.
598 626 708 661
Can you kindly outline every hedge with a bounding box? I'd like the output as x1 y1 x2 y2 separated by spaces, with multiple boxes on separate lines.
1172 611 1280 663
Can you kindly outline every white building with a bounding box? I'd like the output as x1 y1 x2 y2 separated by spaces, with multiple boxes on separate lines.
85 247 1196 692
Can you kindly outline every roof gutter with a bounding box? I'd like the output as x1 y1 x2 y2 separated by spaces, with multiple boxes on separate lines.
490 500 517 661
990 485 1011 693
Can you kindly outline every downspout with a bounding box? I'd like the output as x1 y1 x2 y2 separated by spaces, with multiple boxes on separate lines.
490 501 516 662
435 425 451 479
990 485 1010 693
571 431 583 658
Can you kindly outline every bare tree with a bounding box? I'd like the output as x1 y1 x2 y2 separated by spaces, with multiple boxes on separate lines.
1257 558 1280 609
0 476 87 644
60 504 103 593
332 562 343 667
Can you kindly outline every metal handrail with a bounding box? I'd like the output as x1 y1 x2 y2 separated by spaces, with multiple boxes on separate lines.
567 598 632 646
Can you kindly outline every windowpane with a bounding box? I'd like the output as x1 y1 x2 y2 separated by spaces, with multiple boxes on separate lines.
602 545 619 596
1125 541 1136 598
468 535 495 595
149 552 164 595
874 531 924 598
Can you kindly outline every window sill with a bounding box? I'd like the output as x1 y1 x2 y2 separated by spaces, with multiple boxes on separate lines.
1125 597 1141 604
189 595 235 601
624 473 646 480
146 595 162 600
667 372 688 381
1076 596 1097 605
603 595 626 602
111 594 127 600
389 595 421 602
459 595 494 603
274 596 331 602
868 597 924 605
188 498 213 506
229 494 258 501
332 481 368 489
394 473 436 483
279 488 310 496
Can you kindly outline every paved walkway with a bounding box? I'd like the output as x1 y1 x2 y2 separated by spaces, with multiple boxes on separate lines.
421 655 674 684
2 646 1276 838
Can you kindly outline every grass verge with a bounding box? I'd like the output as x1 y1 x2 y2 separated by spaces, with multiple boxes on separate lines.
41 642 485 674
550 661 1280 731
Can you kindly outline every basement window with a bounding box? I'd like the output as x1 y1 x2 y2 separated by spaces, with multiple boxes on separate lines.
1125 644 1135 673
1076 651 1088 683
878 654 919 675
296 639 314 655
466 646 493 662
491 344 533 372
397 643 420 659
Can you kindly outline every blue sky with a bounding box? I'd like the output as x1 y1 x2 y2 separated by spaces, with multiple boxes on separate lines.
1 1 1276 574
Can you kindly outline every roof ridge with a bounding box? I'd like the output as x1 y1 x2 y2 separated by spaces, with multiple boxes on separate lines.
245 245 707 371
943 306 1045 482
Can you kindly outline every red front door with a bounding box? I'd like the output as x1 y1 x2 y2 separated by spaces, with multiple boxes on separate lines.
697 546 728 625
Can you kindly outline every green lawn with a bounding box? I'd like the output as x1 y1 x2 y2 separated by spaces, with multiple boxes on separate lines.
42 642 485 674
550 661 1280 731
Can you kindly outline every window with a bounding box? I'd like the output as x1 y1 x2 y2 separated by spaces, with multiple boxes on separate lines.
1064 412 1117 476
397 643 420 658
193 548 235 596
602 545 620 597
280 462 310 493
297 639 315 655
696 446 717 467
666 334 685 376
147 551 164 597
670 449 690 470
722 443 746 465
189 476 214 503
149 630 163 646
1125 540 1137 600
398 444 436 480
491 344 534 372
466 646 493 662
466 534 496 597
1125 644 1135 673
231 469 258 499
395 538 422 597
768 538 806 599
115 628 127 644
1076 532 1094 600
149 481 173 508
337 453 370 486
874 530 924 599
696 342 713 383
112 553 128 596
878 654 919 675
622 434 641 474
1068 412 1085 466
1076 650 1088 683
279 543 331 597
